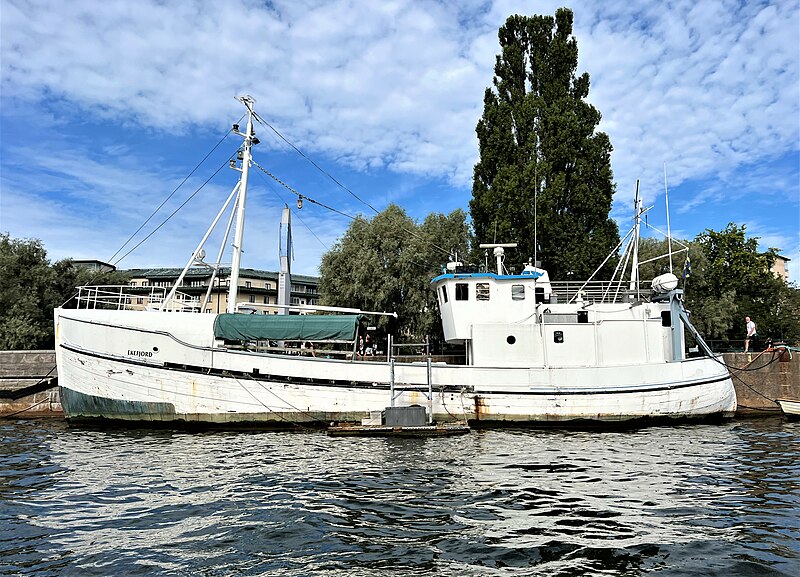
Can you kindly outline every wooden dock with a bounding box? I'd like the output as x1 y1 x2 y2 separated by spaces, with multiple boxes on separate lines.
327 423 471 437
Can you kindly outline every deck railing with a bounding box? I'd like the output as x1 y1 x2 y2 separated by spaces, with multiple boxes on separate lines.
548 280 653 304
73 285 201 312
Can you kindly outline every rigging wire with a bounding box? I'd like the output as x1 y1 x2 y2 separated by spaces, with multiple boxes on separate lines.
112 155 235 266
252 111 380 214
252 160 358 221
252 158 453 258
251 112 455 259
252 165 330 252
108 116 244 264
251 159 450 275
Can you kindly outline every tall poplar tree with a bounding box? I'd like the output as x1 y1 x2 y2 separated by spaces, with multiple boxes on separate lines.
470 8 619 279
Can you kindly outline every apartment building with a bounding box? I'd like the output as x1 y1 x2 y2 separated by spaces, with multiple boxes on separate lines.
770 255 791 283
123 267 319 314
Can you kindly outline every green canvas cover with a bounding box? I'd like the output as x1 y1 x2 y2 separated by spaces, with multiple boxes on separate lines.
213 313 364 342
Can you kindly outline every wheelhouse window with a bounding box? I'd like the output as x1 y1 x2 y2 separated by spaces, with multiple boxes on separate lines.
511 284 525 300
441 286 448 303
476 283 490 301
455 283 469 301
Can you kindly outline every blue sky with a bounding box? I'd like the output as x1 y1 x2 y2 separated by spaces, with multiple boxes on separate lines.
1 0 798 279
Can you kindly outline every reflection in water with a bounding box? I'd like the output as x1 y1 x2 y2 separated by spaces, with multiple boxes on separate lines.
1 419 798 576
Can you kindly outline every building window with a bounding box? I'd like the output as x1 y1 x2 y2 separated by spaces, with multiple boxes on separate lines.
265 282 272 290
206 295 212 303
291 297 300 305
263 296 269 304
512 285 525 300
141 281 149 287
245 281 252 288
137 298 144 304
248 295 256 303
476 283 490 301
455 283 468 301
129 281 137 287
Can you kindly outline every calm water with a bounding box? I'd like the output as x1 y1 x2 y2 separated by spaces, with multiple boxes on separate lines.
1 419 798 577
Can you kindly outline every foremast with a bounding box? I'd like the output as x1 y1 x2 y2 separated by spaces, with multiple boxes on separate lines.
227 95 257 313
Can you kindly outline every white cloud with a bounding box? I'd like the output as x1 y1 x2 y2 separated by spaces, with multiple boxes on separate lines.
1 0 797 273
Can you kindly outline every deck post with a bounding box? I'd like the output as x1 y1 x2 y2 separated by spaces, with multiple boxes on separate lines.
390 358 396 407
427 357 433 424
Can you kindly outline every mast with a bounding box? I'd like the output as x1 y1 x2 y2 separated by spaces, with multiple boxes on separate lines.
277 205 292 315
227 95 257 314
629 180 641 292
664 163 674 274
479 243 517 275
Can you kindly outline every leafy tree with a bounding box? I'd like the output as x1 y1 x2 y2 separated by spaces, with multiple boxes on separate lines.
414 210 472 347
610 231 800 346
318 206 471 350
0 233 130 349
694 223 797 345
0 234 57 349
470 8 619 279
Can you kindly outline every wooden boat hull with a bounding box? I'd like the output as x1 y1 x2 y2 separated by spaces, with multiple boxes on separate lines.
55 309 737 428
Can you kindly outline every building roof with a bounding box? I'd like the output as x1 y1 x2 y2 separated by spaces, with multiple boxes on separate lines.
73 259 116 270
122 266 319 284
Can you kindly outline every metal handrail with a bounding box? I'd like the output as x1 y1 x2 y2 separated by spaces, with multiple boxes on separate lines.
548 280 654 304
73 285 201 312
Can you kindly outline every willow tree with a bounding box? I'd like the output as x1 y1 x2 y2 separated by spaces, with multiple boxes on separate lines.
470 8 619 279
319 205 471 348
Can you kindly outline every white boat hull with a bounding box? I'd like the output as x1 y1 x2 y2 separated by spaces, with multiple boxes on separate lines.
776 399 800 421
55 309 737 427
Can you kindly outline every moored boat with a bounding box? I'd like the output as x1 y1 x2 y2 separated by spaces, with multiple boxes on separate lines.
776 399 800 421
54 97 736 428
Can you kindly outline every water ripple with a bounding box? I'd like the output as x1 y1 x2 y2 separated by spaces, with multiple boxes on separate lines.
1 419 798 576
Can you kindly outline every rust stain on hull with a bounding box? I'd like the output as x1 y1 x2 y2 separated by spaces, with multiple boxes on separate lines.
473 395 487 421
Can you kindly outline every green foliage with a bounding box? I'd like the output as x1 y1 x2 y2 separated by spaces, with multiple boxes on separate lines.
470 8 619 279
692 223 791 343
619 228 799 345
318 206 471 349
0 233 130 350
0 234 57 349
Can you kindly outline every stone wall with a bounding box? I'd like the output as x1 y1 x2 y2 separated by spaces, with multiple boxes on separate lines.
723 350 799 415
0 350 62 417
1 349 796 419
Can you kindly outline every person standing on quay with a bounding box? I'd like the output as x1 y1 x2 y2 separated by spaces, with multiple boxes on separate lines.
744 316 757 353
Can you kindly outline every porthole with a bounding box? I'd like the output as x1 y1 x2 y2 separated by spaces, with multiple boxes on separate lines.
507 335 516 345
152 347 159 352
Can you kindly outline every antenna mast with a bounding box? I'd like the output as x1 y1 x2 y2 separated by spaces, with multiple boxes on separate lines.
227 95 257 314
629 180 641 292
534 131 538 268
664 163 673 274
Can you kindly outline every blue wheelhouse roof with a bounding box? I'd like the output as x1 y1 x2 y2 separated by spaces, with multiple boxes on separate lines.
430 271 544 284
